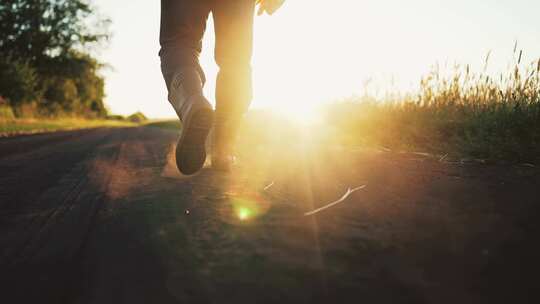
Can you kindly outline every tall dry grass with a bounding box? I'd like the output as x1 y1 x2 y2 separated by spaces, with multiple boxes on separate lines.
326 52 540 162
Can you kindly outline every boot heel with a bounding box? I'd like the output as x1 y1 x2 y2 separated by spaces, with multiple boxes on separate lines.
176 108 214 175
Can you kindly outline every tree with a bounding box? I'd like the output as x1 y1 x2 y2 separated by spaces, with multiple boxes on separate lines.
0 0 110 117
0 0 109 69
0 56 39 107
41 52 107 117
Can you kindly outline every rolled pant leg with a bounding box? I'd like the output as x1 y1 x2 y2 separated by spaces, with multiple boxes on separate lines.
159 0 211 116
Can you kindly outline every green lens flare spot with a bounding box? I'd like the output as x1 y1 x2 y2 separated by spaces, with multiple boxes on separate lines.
237 207 252 221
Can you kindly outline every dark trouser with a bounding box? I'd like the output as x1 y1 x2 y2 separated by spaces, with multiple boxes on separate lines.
159 0 254 124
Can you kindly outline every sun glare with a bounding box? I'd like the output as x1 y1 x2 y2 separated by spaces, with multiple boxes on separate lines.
275 105 321 125
248 1 387 123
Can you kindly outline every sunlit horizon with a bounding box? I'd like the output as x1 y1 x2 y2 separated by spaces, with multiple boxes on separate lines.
94 0 540 119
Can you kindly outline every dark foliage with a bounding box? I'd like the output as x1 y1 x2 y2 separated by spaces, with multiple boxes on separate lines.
127 112 148 123
0 0 109 117
0 56 39 106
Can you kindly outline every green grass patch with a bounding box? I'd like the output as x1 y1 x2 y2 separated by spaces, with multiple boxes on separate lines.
144 119 181 131
0 118 137 136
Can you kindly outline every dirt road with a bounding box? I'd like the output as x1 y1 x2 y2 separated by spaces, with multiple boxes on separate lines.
1 126 539 304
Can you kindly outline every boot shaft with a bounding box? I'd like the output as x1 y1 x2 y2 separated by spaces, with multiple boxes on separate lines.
169 69 206 122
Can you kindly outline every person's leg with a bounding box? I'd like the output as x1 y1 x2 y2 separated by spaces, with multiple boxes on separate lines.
159 0 214 175
211 0 255 169
159 0 211 115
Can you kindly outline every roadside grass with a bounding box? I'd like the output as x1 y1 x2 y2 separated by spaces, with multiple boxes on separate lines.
325 54 540 163
144 119 181 131
0 118 137 136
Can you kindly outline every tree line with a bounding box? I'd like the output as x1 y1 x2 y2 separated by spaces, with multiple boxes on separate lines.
0 0 109 118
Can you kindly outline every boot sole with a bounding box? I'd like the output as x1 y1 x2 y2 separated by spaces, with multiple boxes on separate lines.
176 108 214 175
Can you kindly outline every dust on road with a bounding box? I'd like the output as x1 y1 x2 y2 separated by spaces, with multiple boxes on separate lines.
1 126 539 304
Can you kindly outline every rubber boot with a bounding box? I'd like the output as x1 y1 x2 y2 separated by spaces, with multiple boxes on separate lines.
169 69 214 175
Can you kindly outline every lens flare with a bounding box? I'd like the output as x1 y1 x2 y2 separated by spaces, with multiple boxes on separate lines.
224 190 271 224
237 207 252 221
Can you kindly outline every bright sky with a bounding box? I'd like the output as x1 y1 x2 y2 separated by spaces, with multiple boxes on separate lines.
94 0 540 118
